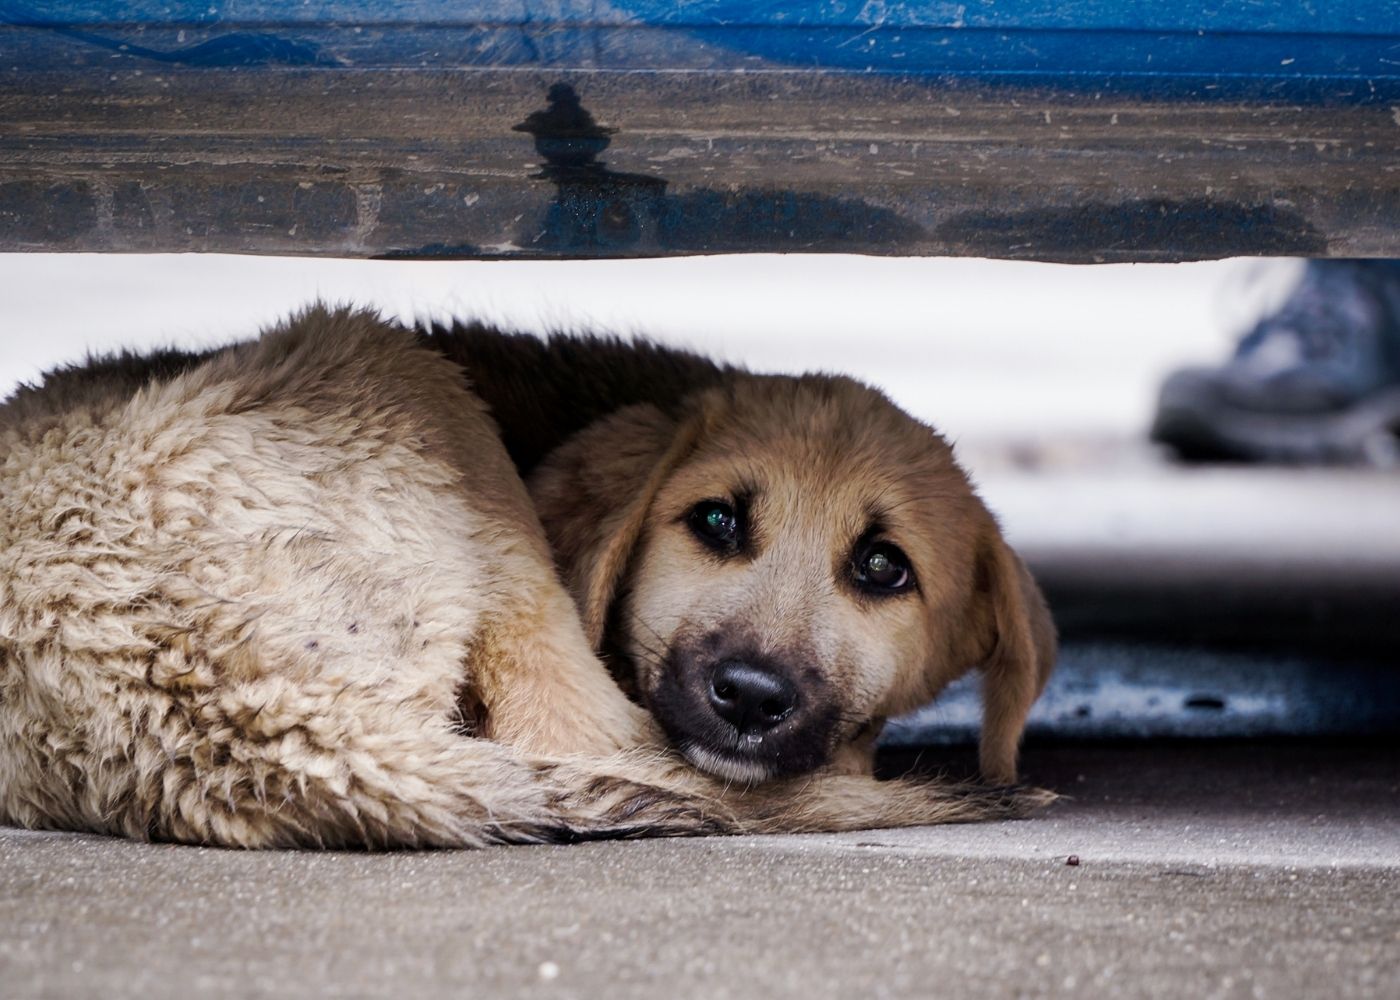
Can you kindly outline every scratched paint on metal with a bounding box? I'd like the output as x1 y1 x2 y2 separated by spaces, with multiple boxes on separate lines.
2 2 1399 258
884 640 1400 742
6 1 1400 98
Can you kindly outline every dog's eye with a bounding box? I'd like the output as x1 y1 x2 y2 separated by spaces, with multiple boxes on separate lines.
688 500 741 552
854 542 914 594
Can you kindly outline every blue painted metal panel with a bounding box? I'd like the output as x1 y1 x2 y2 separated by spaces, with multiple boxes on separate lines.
5 0 1393 33
5 1 1399 99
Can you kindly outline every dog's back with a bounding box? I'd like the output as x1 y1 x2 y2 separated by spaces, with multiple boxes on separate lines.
0 310 730 845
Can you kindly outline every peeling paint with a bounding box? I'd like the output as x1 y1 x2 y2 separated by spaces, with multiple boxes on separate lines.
352 184 382 245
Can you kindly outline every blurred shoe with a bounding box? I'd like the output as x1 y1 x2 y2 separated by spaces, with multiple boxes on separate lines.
1151 259 1400 465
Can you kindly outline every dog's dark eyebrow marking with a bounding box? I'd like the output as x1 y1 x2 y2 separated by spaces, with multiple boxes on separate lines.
862 512 890 541
853 520 886 550
733 486 759 556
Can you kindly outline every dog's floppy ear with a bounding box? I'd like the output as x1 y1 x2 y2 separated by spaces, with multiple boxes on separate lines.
529 403 702 648
973 528 1057 786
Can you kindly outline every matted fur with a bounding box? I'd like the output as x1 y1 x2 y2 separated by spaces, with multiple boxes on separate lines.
0 308 1052 848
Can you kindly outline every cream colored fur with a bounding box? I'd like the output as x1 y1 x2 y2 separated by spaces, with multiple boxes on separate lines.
0 308 1050 848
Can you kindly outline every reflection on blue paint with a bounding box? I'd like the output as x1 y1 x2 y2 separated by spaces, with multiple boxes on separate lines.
498 82 921 254
0 1 334 66
3 1 1398 100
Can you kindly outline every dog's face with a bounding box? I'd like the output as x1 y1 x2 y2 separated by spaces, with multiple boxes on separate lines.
619 379 994 782
531 374 1054 785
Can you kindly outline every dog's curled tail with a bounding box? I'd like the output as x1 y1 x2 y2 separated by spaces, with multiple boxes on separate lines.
520 753 1056 844
340 748 1056 848
719 774 1057 836
4 713 1049 847
241 741 1053 848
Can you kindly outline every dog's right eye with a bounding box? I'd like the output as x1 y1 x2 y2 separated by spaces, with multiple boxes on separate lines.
687 500 741 553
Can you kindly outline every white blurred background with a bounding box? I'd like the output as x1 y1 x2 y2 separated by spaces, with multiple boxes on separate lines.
0 253 1297 451
11 252 1368 568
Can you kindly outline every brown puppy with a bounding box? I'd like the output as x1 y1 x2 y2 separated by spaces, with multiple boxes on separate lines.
434 322 1057 788
0 308 1052 849
532 375 1056 787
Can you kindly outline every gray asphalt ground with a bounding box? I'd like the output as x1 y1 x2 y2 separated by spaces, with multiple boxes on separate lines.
3 741 1396 1000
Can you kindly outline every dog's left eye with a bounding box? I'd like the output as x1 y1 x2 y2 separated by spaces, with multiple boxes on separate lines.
854 542 914 594
688 500 741 552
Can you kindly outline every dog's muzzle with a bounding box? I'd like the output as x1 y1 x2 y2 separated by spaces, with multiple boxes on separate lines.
648 648 839 782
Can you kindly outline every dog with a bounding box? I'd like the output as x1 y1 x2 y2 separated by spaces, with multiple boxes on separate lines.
0 307 1055 848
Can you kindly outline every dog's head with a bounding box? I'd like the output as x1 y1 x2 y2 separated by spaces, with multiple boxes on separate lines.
530 374 1054 785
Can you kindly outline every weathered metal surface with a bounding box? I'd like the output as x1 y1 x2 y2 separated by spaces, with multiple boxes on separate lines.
886 641 1400 742
2 2 1399 260
889 520 1400 741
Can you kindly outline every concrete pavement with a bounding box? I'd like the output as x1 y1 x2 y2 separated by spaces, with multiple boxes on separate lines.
3 742 1396 1000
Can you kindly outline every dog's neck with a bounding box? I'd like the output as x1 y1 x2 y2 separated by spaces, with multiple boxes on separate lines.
422 322 729 475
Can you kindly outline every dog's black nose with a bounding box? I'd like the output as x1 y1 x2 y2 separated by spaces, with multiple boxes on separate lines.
708 661 798 735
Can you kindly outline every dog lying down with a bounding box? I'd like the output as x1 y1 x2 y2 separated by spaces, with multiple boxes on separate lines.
0 307 1056 848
